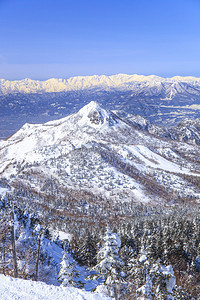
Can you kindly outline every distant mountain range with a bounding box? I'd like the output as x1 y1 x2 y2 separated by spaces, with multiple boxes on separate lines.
1 101 200 204
1 74 200 94
1 74 200 139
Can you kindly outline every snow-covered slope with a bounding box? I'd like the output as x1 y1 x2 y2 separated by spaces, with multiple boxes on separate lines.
0 275 110 300
171 118 200 144
0 101 200 203
115 111 200 145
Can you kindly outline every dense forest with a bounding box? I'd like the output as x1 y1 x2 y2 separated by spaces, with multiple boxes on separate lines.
0 183 199 299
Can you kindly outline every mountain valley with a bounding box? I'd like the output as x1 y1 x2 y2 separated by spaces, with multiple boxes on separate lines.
1 76 200 298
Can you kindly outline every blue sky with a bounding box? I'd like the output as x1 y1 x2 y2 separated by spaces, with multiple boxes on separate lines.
0 0 200 79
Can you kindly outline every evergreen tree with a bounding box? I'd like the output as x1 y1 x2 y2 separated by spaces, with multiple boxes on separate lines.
0 197 12 275
129 251 176 299
75 234 97 267
58 244 85 288
90 226 126 298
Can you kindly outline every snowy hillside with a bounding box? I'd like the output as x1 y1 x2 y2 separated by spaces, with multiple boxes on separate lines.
0 275 110 300
116 111 200 145
0 101 200 204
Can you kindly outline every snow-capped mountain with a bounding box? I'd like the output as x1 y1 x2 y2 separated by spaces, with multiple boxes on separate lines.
1 101 200 204
1 74 200 95
1 73 200 139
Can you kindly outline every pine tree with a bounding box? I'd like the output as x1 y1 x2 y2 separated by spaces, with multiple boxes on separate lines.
0 198 11 275
58 244 85 288
150 263 176 299
75 234 97 267
10 203 18 278
129 251 153 299
90 226 126 298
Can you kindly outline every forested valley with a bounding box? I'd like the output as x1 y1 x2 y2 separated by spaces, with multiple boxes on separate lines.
1 183 200 299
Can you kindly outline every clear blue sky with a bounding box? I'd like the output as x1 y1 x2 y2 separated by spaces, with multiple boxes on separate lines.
0 0 200 80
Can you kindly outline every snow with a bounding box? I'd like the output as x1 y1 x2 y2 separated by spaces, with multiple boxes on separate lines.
0 187 9 196
0 101 200 203
76 101 120 129
112 143 199 178
160 265 176 294
0 274 111 300
0 101 125 166
53 230 73 242
139 254 147 263
125 145 198 176
1 73 200 95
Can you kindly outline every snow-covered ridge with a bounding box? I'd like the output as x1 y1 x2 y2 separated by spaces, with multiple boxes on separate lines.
0 101 126 162
1 73 200 95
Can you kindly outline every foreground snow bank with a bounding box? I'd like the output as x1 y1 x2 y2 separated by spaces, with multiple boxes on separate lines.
0 275 111 300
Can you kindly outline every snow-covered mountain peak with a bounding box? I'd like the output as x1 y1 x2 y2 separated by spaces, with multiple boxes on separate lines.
77 101 119 127
0 102 124 163
78 101 103 115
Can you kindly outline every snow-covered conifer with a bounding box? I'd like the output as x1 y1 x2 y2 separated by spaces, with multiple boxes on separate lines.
58 244 85 288
129 251 176 299
90 226 126 298
76 234 97 267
